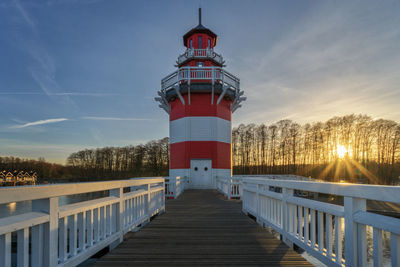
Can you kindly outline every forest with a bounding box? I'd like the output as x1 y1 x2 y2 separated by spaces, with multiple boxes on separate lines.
1 114 399 185
232 114 400 185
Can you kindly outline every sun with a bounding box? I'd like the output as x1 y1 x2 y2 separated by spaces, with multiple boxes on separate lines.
337 145 347 159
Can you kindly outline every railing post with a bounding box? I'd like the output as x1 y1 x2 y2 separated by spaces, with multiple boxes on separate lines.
172 176 177 199
344 196 366 267
32 197 58 267
256 184 261 225
147 183 151 218
161 179 166 213
282 187 294 248
228 179 232 199
109 187 124 250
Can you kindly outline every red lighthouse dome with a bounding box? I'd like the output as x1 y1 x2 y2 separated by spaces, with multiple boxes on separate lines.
156 8 246 189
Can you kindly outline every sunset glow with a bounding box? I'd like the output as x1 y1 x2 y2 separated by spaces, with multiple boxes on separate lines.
337 145 347 159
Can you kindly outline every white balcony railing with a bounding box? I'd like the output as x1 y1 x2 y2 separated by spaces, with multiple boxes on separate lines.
216 176 242 199
177 48 224 65
161 66 240 92
0 178 165 267
165 176 188 199
241 177 400 267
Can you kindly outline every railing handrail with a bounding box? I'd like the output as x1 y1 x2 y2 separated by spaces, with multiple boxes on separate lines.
164 176 187 199
161 66 240 92
0 177 165 204
177 48 224 65
242 177 400 204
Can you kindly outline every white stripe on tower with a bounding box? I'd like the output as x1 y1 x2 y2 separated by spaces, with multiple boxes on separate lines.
169 117 231 144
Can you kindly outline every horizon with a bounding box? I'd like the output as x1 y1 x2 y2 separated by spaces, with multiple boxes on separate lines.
1 0 400 164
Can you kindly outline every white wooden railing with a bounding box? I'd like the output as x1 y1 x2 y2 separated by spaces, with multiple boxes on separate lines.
165 176 187 199
216 176 242 199
161 66 240 92
0 178 165 267
241 178 400 267
177 48 224 65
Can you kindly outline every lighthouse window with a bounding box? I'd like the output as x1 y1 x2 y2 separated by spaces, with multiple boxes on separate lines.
208 39 211 48
204 167 208 171
190 39 193 48
194 167 198 171
198 36 202 49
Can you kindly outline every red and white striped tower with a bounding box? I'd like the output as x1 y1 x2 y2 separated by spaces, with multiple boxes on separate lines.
156 9 245 189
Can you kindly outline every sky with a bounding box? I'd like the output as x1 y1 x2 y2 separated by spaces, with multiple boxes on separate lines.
0 0 399 164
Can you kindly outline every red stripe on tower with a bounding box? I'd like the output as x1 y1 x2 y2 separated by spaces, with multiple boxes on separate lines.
170 141 231 169
170 94 232 121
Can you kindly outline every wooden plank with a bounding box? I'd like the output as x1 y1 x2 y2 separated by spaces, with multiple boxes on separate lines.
93 190 312 266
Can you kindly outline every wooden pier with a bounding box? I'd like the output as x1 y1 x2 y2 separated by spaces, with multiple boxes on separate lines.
93 190 311 266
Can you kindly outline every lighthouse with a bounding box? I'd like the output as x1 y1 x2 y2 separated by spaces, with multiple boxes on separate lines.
156 8 245 189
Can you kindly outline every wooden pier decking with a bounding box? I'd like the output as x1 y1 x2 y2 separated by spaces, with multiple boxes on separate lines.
93 190 312 266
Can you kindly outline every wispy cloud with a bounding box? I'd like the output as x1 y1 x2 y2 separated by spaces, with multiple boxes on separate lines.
11 118 68 128
10 0 79 109
0 92 118 97
234 1 400 125
82 116 152 121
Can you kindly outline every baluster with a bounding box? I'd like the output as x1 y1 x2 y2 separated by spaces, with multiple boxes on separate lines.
133 197 137 222
102 206 106 239
326 214 333 259
391 233 400 267
106 205 111 236
280 199 283 227
335 216 343 263
298 206 303 240
285 203 293 233
17 228 29 267
69 214 77 257
78 211 86 252
126 199 130 226
87 210 93 247
373 228 383 267
0 233 11 267
318 211 324 253
140 195 143 220
32 224 43 266
111 203 115 234
93 208 99 243
293 204 297 236
357 223 367 266
59 217 68 262
311 209 316 249
304 208 310 246
130 198 133 225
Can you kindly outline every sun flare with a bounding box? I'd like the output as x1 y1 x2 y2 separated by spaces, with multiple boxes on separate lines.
337 145 347 159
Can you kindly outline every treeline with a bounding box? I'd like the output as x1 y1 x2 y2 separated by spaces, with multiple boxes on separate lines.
67 138 169 179
3 114 400 185
233 114 400 185
0 157 70 181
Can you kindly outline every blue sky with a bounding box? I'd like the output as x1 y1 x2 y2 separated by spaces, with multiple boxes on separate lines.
0 0 399 164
